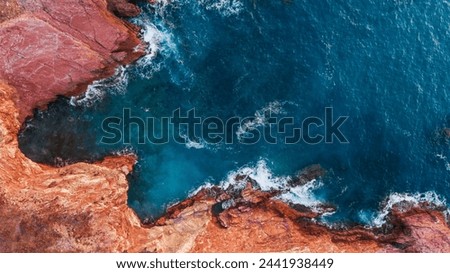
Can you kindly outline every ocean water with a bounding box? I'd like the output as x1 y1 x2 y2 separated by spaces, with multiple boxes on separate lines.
19 0 450 224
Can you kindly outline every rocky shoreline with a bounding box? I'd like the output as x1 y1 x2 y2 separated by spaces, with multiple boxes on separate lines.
0 0 449 252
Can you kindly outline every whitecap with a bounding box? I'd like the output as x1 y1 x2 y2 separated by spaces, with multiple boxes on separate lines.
71 2 176 106
70 66 129 107
198 0 244 17
184 138 206 149
205 159 325 210
131 7 179 80
277 179 324 210
370 191 447 227
236 100 296 141
113 145 137 156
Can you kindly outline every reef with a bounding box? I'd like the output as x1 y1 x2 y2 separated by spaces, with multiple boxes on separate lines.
0 0 449 253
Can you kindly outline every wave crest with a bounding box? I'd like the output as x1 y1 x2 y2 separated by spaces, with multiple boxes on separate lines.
236 100 296 141
196 159 325 211
198 0 244 17
70 66 129 107
370 191 447 227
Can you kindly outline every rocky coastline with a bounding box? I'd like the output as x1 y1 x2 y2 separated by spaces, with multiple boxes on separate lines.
0 0 449 252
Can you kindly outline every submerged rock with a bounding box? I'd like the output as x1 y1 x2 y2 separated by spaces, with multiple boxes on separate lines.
443 128 450 138
107 0 141 17
289 164 326 186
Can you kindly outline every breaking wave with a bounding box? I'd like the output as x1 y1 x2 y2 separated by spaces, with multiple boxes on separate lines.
369 191 447 227
195 159 325 211
70 66 129 107
236 100 296 141
198 0 244 17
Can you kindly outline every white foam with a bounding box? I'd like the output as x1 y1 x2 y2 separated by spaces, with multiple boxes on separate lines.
143 23 164 60
190 161 450 226
236 101 293 141
137 22 177 79
71 2 175 106
216 160 282 190
435 153 450 171
198 0 244 17
445 208 450 223
212 159 324 210
141 20 178 62
189 181 215 197
70 66 129 107
113 145 137 157
179 132 220 150
370 191 447 227
184 137 206 149
149 0 172 8
132 14 179 79
278 179 324 209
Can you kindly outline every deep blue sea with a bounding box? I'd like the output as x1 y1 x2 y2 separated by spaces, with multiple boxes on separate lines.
19 0 450 224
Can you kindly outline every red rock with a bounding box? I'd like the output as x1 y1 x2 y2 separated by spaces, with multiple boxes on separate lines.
0 0 22 23
378 207 450 252
240 182 273 204
107 0 141 17
0 17 107 121
0 0 144 122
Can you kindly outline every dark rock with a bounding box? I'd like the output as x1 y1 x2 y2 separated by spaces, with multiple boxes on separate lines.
442 128 450 139
107 0 141 17
0 0 22 23
289 164 326 186
211 202 225 216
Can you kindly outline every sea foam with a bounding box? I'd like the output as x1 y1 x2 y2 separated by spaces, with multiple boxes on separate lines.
236 100 295 141
194 159 324 211
132 3 179 80
198 0 244 17
72 0 183 107
70 66 129 107
370 191 447 227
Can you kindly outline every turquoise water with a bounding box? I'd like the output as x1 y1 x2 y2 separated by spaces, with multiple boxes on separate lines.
20 0 450 224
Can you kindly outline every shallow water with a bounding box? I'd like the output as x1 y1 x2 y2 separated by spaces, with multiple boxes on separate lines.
19 0 450 224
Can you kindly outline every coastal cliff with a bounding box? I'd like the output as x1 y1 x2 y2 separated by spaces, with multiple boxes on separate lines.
0 0 144 122
0 0 449 252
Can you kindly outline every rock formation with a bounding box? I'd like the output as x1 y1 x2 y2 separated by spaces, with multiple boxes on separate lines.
0 0 449 253
0 0 144 122
107 0 141 17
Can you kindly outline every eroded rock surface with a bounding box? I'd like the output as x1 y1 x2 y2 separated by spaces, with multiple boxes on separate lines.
0 0 144 122
107 0 141 17
0 0 23 23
